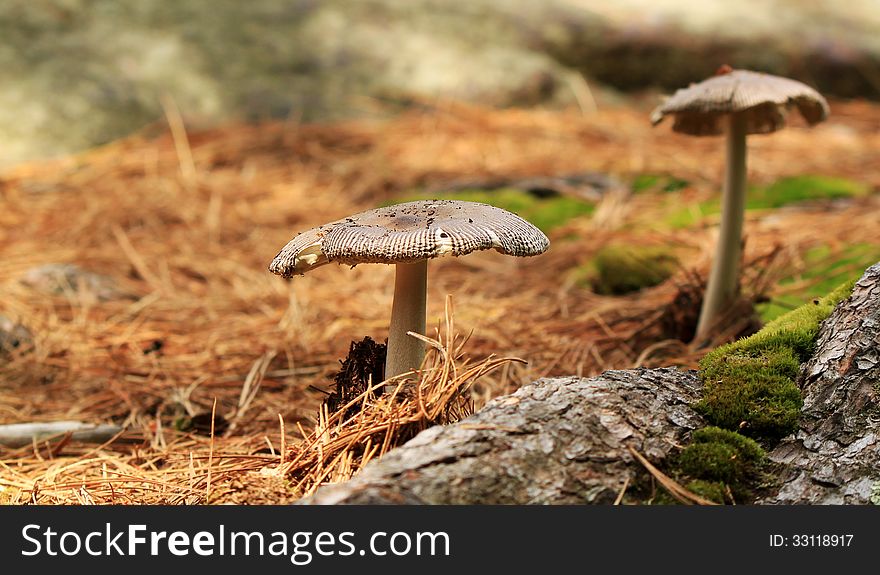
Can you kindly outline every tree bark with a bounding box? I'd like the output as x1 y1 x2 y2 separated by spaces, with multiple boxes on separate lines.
300 368 704 504
759 263 880 504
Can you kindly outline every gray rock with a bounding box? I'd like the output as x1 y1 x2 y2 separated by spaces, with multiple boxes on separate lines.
0 0 573 167
0 316 33 356
3 0 879 167
20 263 129 301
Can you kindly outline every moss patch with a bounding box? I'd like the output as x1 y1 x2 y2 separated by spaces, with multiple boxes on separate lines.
395 188 594 232
684 480 729 504
580 244 678 295
663 175 869 229
758 243 880 322
696 280 855 442
678 427 765 481
750 176 869 208
674 427 766 503
648 427 766 505
631 173 689 194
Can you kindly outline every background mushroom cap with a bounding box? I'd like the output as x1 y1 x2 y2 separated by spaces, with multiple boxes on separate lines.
650 69 829 136
269 199 550 277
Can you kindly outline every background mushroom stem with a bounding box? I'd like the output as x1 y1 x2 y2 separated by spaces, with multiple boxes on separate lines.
385 260 428 380
696 111 748 341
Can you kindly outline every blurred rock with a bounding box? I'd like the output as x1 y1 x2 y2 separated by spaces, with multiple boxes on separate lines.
1 0 878 166
539 0 880 99
20 263 128 301
0 316 33 356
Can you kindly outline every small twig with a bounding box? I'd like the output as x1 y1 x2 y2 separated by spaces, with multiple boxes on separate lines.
227 351 276 435
628 446 717 505
0 421 124 448
206 398 217 503
633 339 683 367
111 225 164 291
565 70 598 116
159 92 197 186
613 476 630 505
263 436 276 457
278 414 287 467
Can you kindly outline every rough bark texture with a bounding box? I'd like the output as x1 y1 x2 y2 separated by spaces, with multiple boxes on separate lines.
760 263 880 504
300 368 704 504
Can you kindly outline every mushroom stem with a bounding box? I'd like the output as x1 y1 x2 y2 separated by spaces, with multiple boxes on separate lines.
696 112 747 341
385 260 428 381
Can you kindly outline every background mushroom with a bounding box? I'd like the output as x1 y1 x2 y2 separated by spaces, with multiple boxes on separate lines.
269 199 549 380
650 66 829 342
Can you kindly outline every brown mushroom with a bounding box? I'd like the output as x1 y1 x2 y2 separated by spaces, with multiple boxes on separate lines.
651 67 829 340
270 200 549 379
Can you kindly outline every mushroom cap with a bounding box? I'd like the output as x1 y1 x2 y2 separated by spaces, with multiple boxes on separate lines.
269 199 550 277
650 69 829 136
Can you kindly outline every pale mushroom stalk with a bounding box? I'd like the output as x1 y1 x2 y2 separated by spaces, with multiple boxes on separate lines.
696 112 747 339
386 260 428 379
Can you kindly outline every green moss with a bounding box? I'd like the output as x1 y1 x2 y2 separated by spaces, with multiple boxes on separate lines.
393 188 594 232
698 364 803 439
631 174 689 194
586 244 678 295
662 175 869 229
661 278 856 503
685 480 729 504
664 202 712 229
646 490 679 505
696 280 855 442
748 176 869 209
631 174 660 193
679 442 743 483
652 427 766 505
691 427 766 461
758 243 880 322
672 427 766 503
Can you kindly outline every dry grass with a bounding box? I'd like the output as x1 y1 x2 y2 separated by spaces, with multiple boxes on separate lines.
1 96 879 504
283 298 525 499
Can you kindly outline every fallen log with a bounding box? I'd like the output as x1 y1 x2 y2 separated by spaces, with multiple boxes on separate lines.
300 368 704 504
300 262 880 505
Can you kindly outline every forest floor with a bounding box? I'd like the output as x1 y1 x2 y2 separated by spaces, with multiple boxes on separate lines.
1 95 879 504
